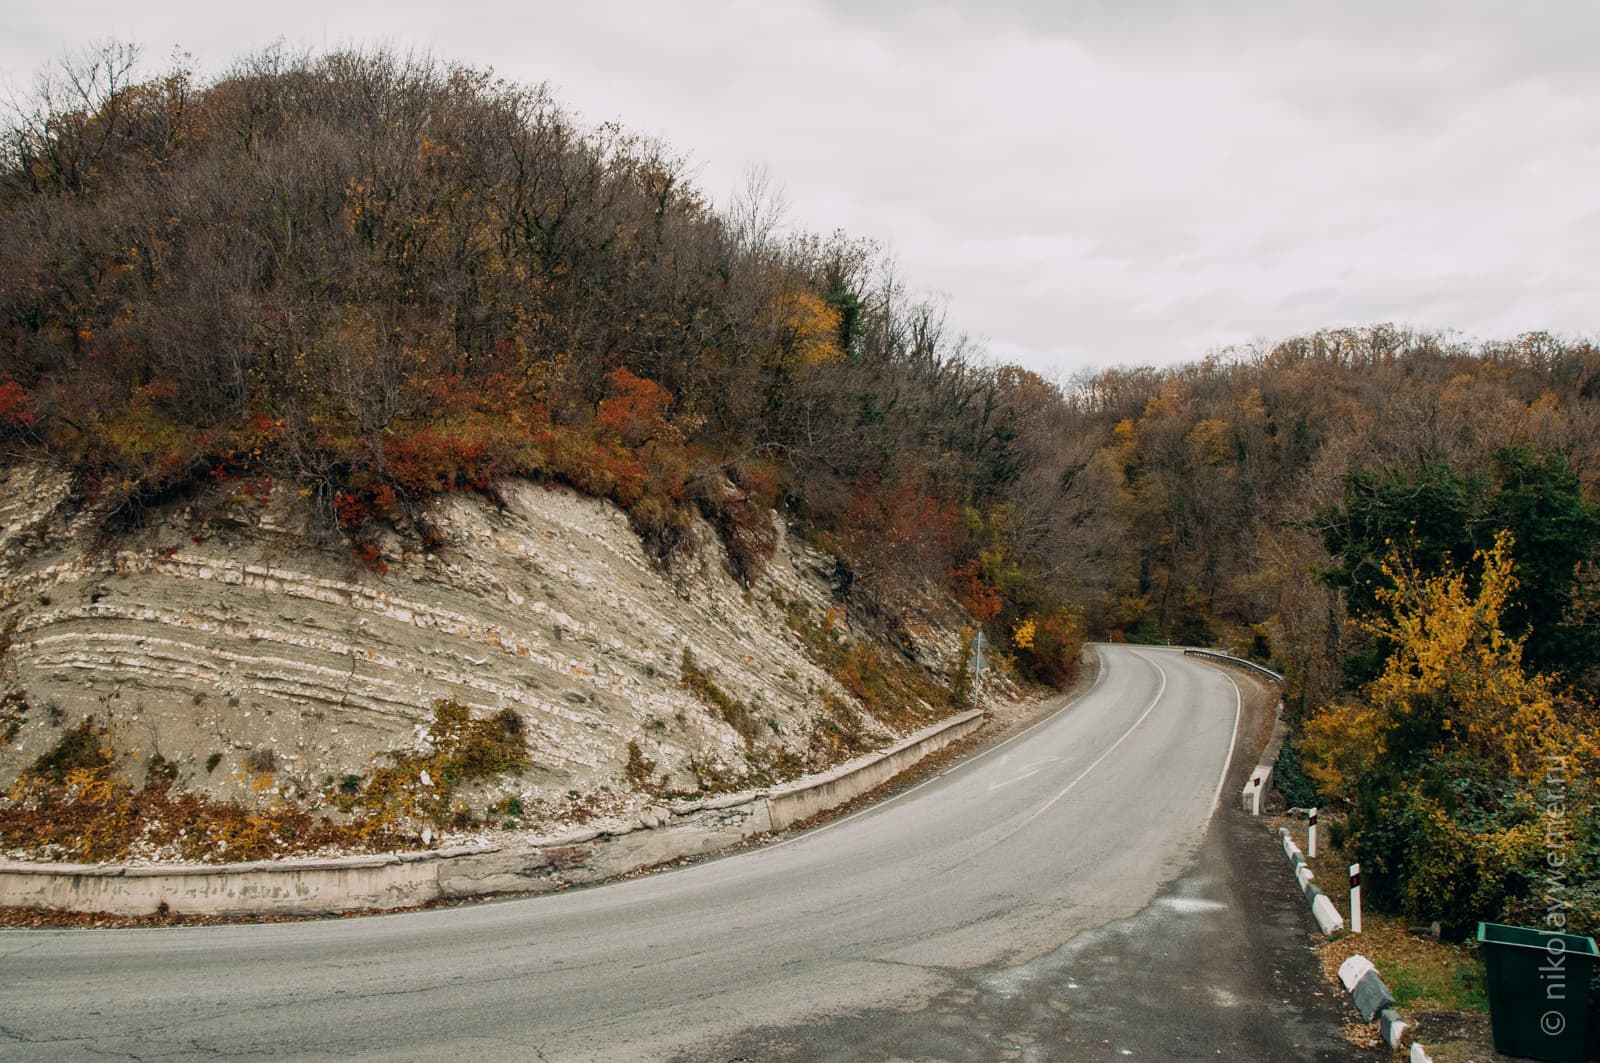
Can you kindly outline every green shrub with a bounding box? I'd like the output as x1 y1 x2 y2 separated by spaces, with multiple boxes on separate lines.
1273 739 1321 808
1350 757 1547 936
29 719 110 784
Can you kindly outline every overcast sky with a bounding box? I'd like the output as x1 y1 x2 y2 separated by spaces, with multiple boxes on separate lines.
4 1 1597 376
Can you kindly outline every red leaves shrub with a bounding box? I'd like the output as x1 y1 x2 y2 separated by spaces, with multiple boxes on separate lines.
0 381 37 431
846 477 960 554
838 476 966 597
333 483 399 529
535 425 647 504
313 371 707 563
352 540 389 575
383 416 524 494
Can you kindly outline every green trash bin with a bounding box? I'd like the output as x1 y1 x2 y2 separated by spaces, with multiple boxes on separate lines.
1477 922 1598 1063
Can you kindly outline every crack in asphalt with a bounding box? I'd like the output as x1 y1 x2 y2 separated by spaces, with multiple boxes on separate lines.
0 1025 150 1063
0 937 49 961
0 1023 45 1044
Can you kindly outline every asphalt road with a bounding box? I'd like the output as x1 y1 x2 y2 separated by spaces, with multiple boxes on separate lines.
2 645 1257 1062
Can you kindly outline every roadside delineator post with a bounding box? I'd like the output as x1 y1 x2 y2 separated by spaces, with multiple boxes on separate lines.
1350 862 1362 934
1308 807 1318 859
970 630 988 712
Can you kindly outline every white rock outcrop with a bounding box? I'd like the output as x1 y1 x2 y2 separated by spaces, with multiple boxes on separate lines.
0 462 964 832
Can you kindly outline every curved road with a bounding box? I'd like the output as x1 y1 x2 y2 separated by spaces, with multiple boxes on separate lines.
1 645 1243 1062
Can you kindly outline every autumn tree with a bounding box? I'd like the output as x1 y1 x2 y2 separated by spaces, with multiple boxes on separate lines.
1303 534 1600 931
1318 447 1600 691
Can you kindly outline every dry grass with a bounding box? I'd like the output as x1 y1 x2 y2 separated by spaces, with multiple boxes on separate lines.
1 700 531 863
781 600 951 734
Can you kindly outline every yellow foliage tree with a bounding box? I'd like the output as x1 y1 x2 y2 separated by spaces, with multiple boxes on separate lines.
775 291 843 367
1355 531 1571 782
1012 617 1037 652
1299 699 1387 796
1301 531 1600 930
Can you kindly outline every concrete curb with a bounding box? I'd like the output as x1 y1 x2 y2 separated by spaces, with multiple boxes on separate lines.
1338 954 1433 1058
1 707 987 917
1278 826 1343 935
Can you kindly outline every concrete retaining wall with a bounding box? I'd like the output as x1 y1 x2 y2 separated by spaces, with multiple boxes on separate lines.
0 851 471 916
1241 709 1288 814
766 706 986 830
0 707 985 917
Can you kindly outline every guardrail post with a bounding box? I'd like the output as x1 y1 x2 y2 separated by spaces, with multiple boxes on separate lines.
1350 862 1361 933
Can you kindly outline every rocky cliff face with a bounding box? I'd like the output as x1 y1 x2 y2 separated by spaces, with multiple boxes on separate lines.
0 461 967 845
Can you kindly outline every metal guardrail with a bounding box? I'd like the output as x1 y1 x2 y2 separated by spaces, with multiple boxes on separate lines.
1182 649 1284 684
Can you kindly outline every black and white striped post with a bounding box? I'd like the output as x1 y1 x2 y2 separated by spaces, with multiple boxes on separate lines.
1350 862 1362 934
1308 807 1319 859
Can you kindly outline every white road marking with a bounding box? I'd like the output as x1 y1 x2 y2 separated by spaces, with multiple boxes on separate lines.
987 769 1042 791
746 649 1113 855
986 755 1061 792
1020 652 1167 827
1209 669 1243 815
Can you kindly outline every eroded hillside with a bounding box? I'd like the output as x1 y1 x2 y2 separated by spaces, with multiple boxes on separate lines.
0 460 974 861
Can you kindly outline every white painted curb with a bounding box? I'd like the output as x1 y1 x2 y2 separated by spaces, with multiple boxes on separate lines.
1278 826 1343 936
1310 893 1343 935
1340 954 1419 1052
1337 955 1376 990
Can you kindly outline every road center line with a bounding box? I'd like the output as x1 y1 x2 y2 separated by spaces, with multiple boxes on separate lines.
1019 652 1168 827
743 649 1116 858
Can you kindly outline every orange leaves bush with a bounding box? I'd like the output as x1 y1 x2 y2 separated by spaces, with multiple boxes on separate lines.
1011 611 1085 689
595 367 678 448
535 424 649 507
949 558 1003 621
